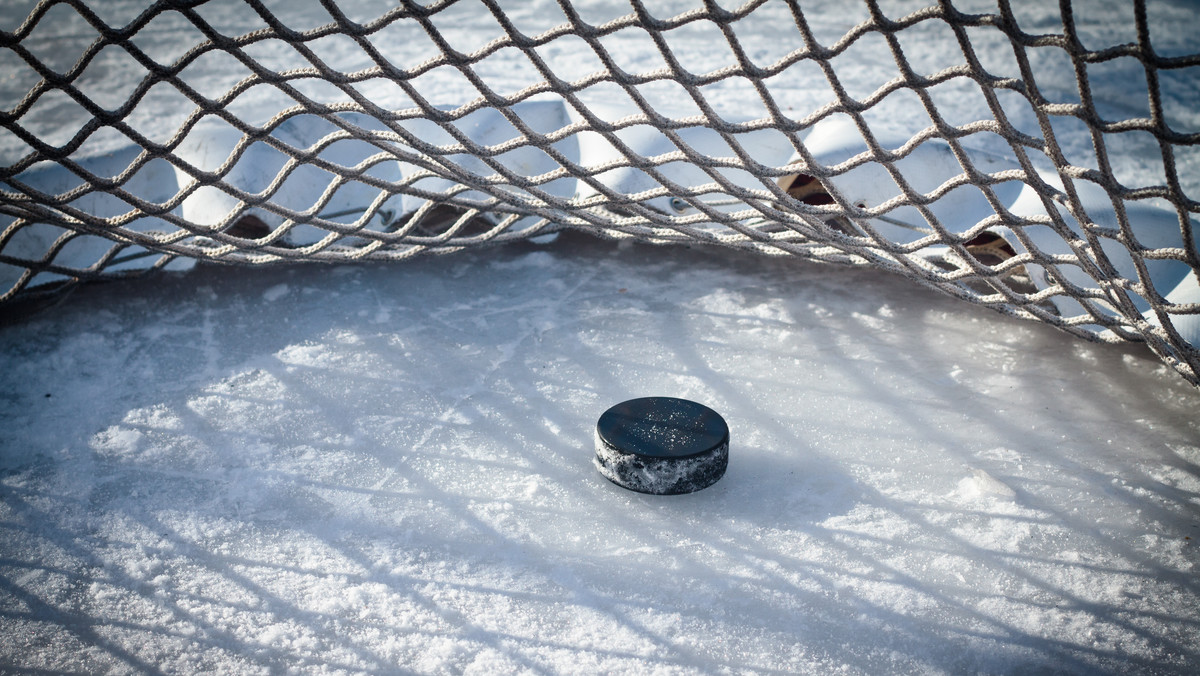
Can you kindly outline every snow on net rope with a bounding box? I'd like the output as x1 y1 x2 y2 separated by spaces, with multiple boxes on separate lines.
1 0 1198 384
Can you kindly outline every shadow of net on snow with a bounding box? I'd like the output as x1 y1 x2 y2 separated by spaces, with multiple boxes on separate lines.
1 235 1198 673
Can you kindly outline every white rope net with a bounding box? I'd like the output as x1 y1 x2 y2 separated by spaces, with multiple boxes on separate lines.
2 0 1198 384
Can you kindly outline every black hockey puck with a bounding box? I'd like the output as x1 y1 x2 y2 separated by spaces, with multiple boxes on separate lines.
594 397 729 495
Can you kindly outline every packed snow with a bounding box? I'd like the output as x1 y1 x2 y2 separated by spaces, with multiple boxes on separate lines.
2 0 1198 674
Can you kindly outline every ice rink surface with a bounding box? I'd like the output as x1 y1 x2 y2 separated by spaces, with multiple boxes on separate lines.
2 0 1199 673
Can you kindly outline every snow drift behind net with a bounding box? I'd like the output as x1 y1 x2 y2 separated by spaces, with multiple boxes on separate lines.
2 0 1198 384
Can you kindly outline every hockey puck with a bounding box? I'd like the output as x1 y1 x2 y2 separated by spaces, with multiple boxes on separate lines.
594 397 729 495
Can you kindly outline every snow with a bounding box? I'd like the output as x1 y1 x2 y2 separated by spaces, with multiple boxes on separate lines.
2 1 1199 674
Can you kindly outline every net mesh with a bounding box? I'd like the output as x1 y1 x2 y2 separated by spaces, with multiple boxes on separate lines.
2 0 1199 384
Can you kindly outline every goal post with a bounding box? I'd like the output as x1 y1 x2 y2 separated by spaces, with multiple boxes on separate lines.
1 0 1198 384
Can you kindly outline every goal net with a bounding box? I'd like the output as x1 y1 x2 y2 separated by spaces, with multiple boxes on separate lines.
2 0 1198 384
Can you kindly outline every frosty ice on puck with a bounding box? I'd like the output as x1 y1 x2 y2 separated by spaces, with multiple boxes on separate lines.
594 397 729 495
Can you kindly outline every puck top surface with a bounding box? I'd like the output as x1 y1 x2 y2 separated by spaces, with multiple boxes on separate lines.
596 397 728 459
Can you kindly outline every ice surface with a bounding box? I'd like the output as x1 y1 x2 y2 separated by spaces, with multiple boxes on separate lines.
3 235 1197 674
2 0 1199 674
